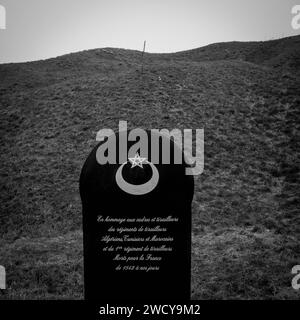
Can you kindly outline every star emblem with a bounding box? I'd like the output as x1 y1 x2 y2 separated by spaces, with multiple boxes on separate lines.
128 153 148 168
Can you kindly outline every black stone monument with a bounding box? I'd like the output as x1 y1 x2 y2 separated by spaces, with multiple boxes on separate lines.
80 130 194 301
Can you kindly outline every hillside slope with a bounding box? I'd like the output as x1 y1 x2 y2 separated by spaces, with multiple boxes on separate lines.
0 36 299 299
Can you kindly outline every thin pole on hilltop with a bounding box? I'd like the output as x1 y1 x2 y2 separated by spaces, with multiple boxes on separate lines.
141 40 146 74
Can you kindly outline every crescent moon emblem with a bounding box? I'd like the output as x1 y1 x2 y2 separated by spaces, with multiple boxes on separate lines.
115 160 159 195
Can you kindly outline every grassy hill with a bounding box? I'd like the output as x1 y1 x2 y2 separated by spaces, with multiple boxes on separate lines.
0 35 299 299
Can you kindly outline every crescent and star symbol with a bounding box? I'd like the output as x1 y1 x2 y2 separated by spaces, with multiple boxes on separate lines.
115 153 159 195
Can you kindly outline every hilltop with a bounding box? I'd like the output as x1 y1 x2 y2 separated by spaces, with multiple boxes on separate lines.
0 35 299 299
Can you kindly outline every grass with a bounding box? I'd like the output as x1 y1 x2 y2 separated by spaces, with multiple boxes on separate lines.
0 35 299 299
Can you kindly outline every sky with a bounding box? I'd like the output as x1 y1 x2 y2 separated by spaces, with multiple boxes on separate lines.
0 0 299 63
